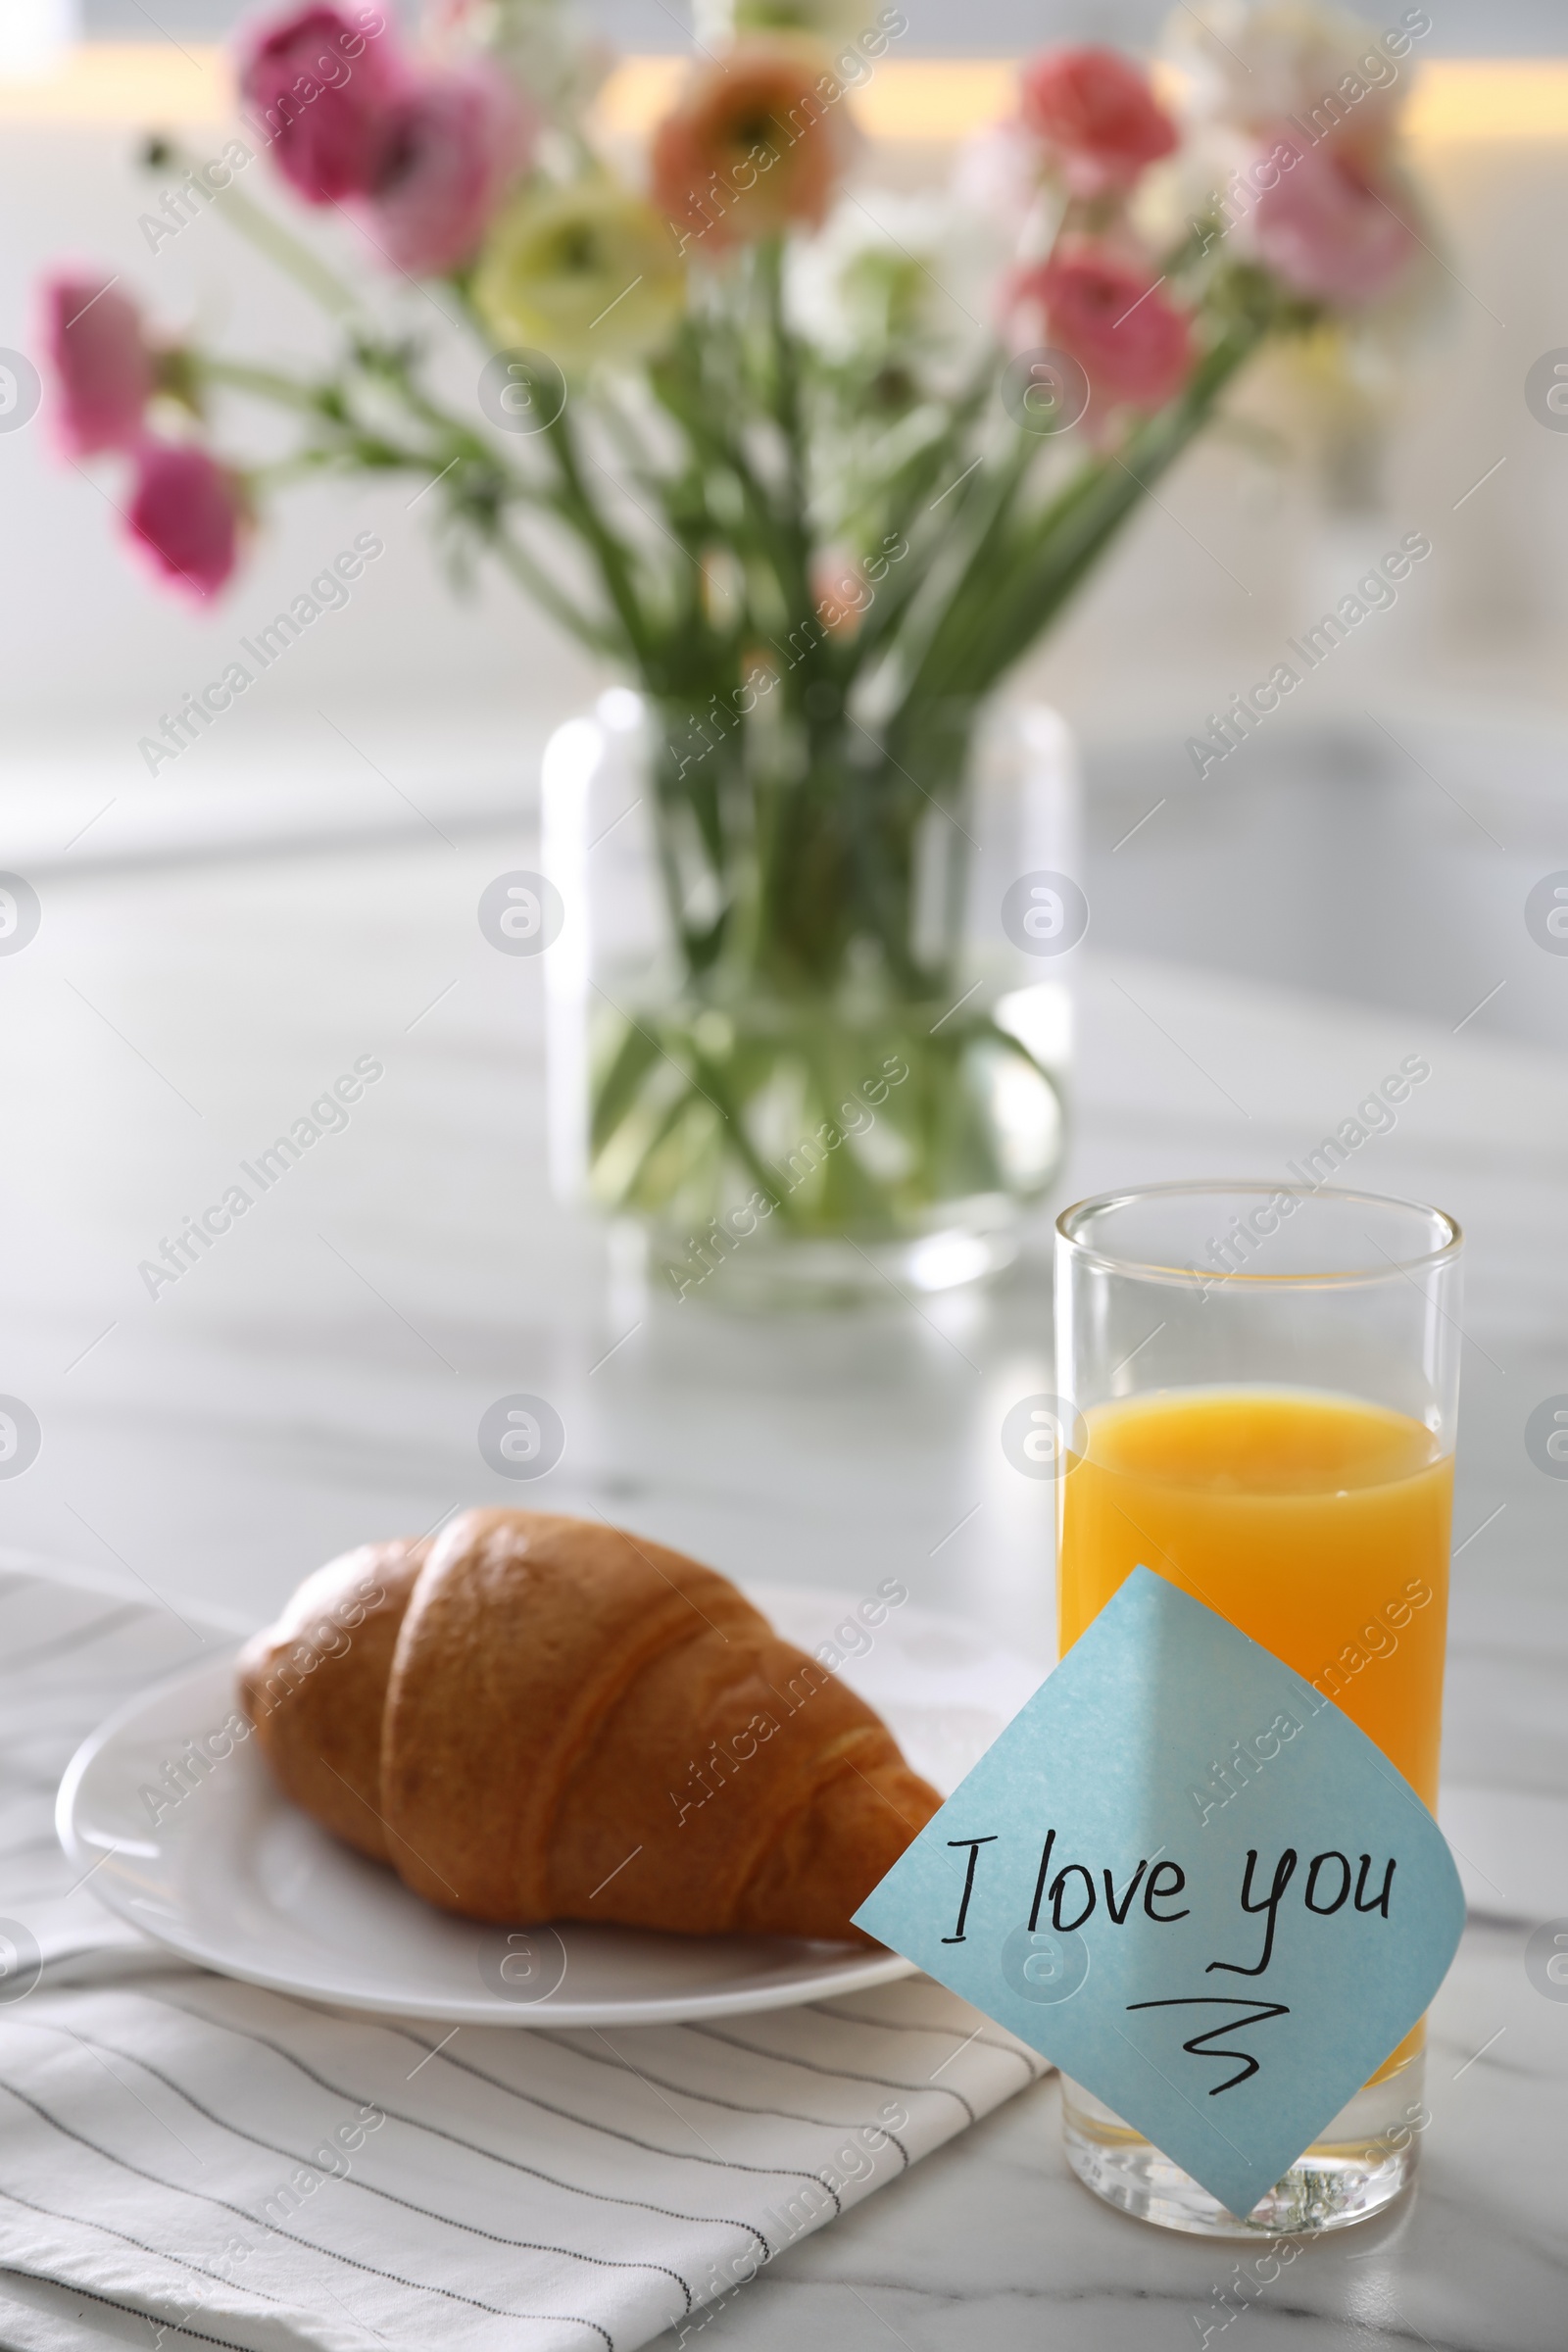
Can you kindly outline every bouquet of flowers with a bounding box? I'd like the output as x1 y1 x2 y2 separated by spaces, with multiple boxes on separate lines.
42 0 1435 1290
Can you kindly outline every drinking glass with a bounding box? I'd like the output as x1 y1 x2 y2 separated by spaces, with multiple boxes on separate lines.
1054 1181 1462 2234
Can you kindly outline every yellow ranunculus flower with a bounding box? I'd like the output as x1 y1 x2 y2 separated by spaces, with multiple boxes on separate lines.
472 178 687 371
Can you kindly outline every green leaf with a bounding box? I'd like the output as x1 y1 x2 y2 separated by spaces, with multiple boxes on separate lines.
590 1020 666 1157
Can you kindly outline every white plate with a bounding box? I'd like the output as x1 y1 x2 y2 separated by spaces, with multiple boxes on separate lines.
56 1582 1047 2027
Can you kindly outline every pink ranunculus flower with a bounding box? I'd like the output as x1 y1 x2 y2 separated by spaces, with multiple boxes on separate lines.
240 3 409 205
41 271 155 456
364 66 534 277
126 441 244 600
1006 241 1194 419
1250 133 1419 306
1019 45 1178 197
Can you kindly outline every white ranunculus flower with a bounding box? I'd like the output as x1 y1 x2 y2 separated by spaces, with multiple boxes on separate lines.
786 190 1006 369
1161 0 1409 143
422 0 611 126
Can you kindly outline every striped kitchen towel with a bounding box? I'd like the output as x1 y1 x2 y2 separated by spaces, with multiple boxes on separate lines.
0 1559 1046 2352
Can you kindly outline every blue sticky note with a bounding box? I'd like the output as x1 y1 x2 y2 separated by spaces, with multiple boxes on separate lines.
855 1568 1465 2220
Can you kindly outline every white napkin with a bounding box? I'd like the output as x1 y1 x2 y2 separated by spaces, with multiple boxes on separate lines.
0 1561 1046 2352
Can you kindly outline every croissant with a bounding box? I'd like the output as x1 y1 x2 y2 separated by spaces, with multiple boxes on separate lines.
237 1507 941 1943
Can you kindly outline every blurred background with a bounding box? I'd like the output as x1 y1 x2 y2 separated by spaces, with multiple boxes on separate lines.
4 1 1567 1038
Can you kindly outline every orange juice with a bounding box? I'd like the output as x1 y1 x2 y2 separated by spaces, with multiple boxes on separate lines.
1057 1387 1452 1808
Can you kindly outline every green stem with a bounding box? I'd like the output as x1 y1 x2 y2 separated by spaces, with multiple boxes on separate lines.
540 401 653 667
896 310 1274 728
889 431 1043 710
449 278 662 666
897 451 1118 717
686 1045 796 1218
756 238 815 641
651 318 799 626
152 142 362 319
191 354 325 412
979 317 1274 687
488 527 619 654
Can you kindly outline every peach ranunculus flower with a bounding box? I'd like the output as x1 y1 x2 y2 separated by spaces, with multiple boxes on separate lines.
651 40 855 253
472 178 686 370
1005 239 1194 420
811 549 869 636
1019 45 1179 197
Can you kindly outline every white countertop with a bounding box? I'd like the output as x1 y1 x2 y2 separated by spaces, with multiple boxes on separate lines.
0 810 1563 2349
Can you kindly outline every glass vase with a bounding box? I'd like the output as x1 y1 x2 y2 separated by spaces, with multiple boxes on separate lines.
543 691 1081 1308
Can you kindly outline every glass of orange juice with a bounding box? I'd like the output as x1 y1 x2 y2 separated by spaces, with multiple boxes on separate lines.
1054 1181 1462 2235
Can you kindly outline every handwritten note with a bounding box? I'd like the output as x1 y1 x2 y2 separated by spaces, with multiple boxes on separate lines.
855 1567 1465 2219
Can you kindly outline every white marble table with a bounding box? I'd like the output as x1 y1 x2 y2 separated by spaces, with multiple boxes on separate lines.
0 800 1563 2349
